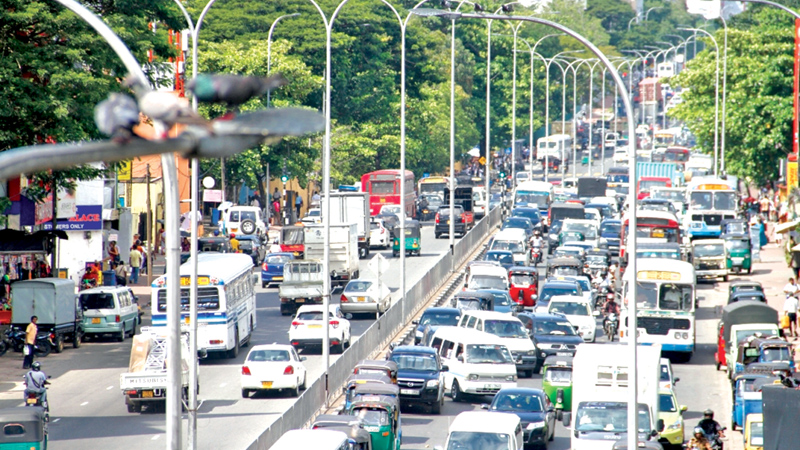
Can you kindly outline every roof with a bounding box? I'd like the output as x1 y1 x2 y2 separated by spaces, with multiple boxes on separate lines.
454 290 496 301
546 257 582 267
431 326 507 345
493 228 528 240
460 310 525 322
448 411 521 434
270 429 348 449
721 302 779 343
353 383 400 396
12 277 75 289
391 345 437 355
544 355 574 367
421 307 461 315
550 202 584 210
508 266 538 274
730 280 763 288
636 242 680 250
158 252 254 285
345 373 393 386
633 258 694 281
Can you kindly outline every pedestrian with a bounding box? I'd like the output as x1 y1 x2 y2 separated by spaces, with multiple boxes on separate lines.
230 233 240 253
784 290 800 338
311 190 321 207
181 237 190 252
272 187 280 202
107 240 120 264
129 246 142 284
295 194 303 218
23 315 37 369
114 261 127 286
272 199 280 224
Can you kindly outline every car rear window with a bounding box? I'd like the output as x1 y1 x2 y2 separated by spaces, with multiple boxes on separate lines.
81 293 115 310
267 255 290 264
345 281 373 292
248 350 290 362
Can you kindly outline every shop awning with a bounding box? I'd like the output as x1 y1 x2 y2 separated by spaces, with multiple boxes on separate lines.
775 220 800 234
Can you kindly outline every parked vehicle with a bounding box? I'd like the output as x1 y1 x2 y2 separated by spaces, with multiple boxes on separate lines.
340 278 391 318
79 285 138 342
240 344 307 398
0 328 52 357
11 278 83 352
304 223 359 285
261 252 295 288
288 304 352 353
386 345 447 414
220 204 268 237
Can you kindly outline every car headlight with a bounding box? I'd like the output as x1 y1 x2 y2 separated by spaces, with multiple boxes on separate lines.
415 331 423 338
527 421 546 430
426 379 440 388
506 374 517 382
667 418 683 430
467 374 479 381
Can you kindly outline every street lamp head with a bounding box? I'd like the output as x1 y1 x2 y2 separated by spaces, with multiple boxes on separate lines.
411 7 462 19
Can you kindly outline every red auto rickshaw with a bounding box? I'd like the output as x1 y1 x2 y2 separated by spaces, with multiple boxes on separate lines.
508 266 538 308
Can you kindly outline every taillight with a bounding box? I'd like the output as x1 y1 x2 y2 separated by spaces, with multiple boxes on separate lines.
50 333 55 340
242 366 251 376
262 263 268 271
284 365 294 375
341 294 348 303
435 214 440 223
330 320 340 329
461 216 466 223
291 321 302 327
115 315 121 323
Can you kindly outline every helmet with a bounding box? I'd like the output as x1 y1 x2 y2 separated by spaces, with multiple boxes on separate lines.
31 362 41 371
693 427 704 436
703 409 714 418
213 230 220 236
534 230 541 236
230 233 236 239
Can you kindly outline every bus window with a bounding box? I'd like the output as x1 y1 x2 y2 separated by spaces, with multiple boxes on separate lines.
714 192 736 210
690 192 713 209
658 284 693 311
371 180 395 195
635 282 658 309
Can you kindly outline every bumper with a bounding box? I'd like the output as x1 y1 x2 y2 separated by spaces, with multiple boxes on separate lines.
459 380 517 396
399 387 440 404
661 427 684 445
435 224 466 235
83 321 124 334
660 343 694 353
513 356 539 371
290 337 343 348
340 301 380 313
261 274 284 283
696 269 726 279
241 375 297 391
523 427 547 444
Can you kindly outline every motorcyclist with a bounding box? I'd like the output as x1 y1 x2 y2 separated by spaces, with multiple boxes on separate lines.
531 230 543 249
23 361 49 409
687 427 713 450
417 196 429 220
602 295 620 332
697 409 725 443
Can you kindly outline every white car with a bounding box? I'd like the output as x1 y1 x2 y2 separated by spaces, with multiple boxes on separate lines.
613 146 629 163
241 344 307 398
301 208 322 225
369 218 390 248
339 278 391 317
547 295 598 342
379 204 409 221
288 304 352 353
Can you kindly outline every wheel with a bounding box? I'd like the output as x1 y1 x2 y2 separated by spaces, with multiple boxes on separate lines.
129 322 138 338
430 396 442 414
722 275 729 282
451 380 463 403
262 282 267 288
532 361 542 375
53 336 64 354
35 341 52 357
289 384 300 397
300 373 307 390
715 360 721 371
393 251 398 257
240 219 256 235
117 328 125 342
241 389 250 398
747 267 752 274
227 330 240 358
435 233 441 239
0 341 8 357
521 370 532 378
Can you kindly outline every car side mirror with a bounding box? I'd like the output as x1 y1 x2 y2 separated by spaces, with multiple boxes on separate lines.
674 377 680 384
680 405 687 414
592 310 600 317
300 357 307 362
457 355 464 362
345 313 353 320
562 412 572 427
657 419 665 432
441 365 449 372
412 320 419 325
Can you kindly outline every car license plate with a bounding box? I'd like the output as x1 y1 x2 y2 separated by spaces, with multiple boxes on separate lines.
296 298 305 303
142 391 154 398
273 277 283 281
557 352 572 356
26 398 37 405
293 252 300 256
308 324 322 329
262 381 273 388
732 257 744 263
485 383 500 390
91 318 101 324
357 297 366 302
400 389 419 395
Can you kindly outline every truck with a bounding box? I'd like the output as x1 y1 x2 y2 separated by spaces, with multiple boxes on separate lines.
304 223 359 286
636 162 682 186
763 384 800 450
564 343 663 450
691 239 728 282
714 301 780 380
278 260 324 316
322 192 371 259
120 326 198 413
443 186 475 230
11 278 84 353
638 78 662 103
577 177 608 199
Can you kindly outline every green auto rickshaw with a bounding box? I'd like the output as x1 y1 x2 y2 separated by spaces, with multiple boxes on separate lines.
541 355 573 420
392 220 421 257
723 233 752 274
0 407 48 450
346 394 402 450
343 373 394 412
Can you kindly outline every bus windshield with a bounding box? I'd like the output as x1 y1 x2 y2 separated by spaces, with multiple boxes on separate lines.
715 192 736 210
634 282 692 311
371 180 395 194
515 192 549 206
420 182 446 195
690 191 713 209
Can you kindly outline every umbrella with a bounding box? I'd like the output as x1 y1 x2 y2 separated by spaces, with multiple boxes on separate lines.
792 243 800 252
467 147 481 157
775 220 800 234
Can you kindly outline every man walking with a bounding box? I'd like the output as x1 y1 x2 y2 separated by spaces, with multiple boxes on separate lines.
295 194 303 218
783 286 799 338
23 315 38 369
129 246 142 285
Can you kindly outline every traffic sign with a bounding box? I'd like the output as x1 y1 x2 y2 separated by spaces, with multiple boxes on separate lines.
280 174 289 183
504 147 512 155
368 253 389 275
479 156 486 165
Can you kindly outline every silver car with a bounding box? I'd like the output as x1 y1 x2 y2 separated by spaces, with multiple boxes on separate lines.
339 278 391 318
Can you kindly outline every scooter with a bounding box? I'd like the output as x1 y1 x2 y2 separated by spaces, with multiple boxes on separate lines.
604 313 618 342
531 246 542 266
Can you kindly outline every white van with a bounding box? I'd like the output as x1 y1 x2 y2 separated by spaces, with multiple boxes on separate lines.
457 311 538 377
490 229 529 266
79 286 140 341
465 262 510 291
431 327 518 400
270 429 349 450
437 411 524 450
473 186 488 218
219 203 267 237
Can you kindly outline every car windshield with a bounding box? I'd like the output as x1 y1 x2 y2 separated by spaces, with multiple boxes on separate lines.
694 243 724 257
491 240 524 253
735 329 778 344
391 353 438 371
488 292 512 307
266 255 291 264
587 255 606 264
640 203 670 212
381 205 401 214
533 320 577 336
659 394 677 413
468 275 507 291
248 349 290 362
447 432 510 450
761 347 791 362
419 311 460 327
545 367 572 383
296 311 331 321
484 320 528 338
724 222 747 234
726 239 750 250
515 193 549 207
658 284 693 311
638 250 680 260
465 344 514 364
563 223 597 239
353 408 389 426
660 365 670 382
540 286 579 302
503 218 532 230
640 180 667 191
456 299 482 311
491 393 544 412
575 403 650 433
486 252 514 265
549 301 591 316
307 210 320 217
345 281 373 292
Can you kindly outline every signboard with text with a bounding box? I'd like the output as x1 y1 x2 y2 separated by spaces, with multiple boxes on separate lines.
789 161 798 188
41 205 102 231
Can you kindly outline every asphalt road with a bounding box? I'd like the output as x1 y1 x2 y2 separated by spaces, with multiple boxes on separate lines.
0 224 470 450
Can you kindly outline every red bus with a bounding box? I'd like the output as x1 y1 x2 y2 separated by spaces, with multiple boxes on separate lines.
620 210 681 263
361 170 416 217
664 146 690 170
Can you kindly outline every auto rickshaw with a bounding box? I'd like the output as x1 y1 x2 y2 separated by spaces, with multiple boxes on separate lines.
352 383 400 404
392 220 421 257
733 336 795 377
722 233 752 274
585 248 610 275
508 267 538 308
728 281 764 298
346 395 402 450
546 257 583 278
731 373 774 431
354 360 398 384
0 407 47 450
343 373 394 412
325 426 373 450
743 413 763 450
721 218 749 236
541 355 573 420
451 291 495 312
280 225 305 258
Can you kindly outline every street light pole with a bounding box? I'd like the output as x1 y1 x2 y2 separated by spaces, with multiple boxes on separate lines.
680 27 720 174
267 13 302 107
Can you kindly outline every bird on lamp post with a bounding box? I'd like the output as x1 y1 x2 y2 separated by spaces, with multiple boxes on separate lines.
124 76 209 135
187 73 288 109
94 93 141 143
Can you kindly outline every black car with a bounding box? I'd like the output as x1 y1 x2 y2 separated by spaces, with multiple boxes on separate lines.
236 235 265 265
412 307 461 344
516 312 583 364
482 388 556 447
435 206 466 238
386 345 447 414
511 207 543 230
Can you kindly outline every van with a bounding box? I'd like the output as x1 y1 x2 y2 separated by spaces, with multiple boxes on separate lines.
270 429 349 450
79 286 139 341
220 203 267 237
465 262 510 291
436 411 524 450
457 311 538 377
489 229 529 266
431 327 518 401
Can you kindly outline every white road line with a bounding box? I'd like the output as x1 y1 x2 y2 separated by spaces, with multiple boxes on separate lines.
80 401 89 406
152 435 160 441
52 418 61 423
219 383 227 388
106 385 114 390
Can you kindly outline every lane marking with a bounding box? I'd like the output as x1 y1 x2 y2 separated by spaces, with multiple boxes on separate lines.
80 401 89 406
52 418 60 423
106 385 114 390
152 435 161 441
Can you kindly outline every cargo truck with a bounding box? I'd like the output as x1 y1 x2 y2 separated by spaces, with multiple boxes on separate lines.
278 260 325 316
322 192 371 259
563 343 664 450
11 278 84 352
304 223 359 286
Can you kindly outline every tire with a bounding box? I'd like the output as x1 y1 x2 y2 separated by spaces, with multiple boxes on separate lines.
289 384 300 397
451 380 463 403
240 219 256 235
722 275 729 282
435 233 441 239
715 360 721 371
35 341 52 357
228 330 240 359
262 282 267 288
532 361 542 375
117 328 125 343
747 267 752 274
0 341 8 357
300 373 307 390
74 332 84 348
53 336 64 354
521 370 532 378
241 389 250 398
430 396 442 414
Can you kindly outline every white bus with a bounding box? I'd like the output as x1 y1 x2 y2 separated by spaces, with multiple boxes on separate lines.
620 258 696 362
536 134 572 162
151 253 257 358
513 180 554 210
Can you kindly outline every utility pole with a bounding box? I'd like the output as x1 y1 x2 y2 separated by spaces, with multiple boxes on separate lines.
146 164 152 287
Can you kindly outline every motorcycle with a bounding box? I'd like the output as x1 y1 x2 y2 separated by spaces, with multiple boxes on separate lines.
604 313 618 342
3 329 53 357
23 376 50 420
531 246 542 266
706 428 725 450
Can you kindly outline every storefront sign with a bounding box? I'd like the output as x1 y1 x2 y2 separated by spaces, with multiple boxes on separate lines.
118 160 132 181
41 205 102 231
789 161 798 188
203 189 223 203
